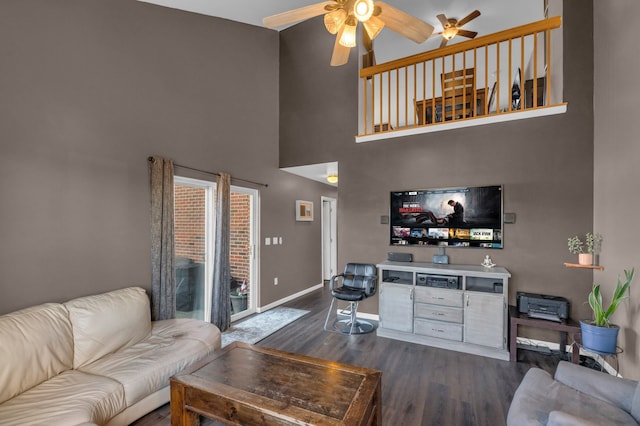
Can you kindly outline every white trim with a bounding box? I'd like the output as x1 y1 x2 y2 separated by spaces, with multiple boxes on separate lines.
355 104 568 143
256 283 324 313
321 196 338 281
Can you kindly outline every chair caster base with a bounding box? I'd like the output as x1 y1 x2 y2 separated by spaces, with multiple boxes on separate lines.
333 319 377 335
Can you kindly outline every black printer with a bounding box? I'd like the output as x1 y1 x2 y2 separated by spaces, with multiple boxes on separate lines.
517 292 570 322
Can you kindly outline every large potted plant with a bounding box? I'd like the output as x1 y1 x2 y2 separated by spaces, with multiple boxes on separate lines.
568 233 603 265
580 268 634 354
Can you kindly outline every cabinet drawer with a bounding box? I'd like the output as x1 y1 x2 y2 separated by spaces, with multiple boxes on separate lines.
414 303 463 323
414 318 463 341
414 287 463 307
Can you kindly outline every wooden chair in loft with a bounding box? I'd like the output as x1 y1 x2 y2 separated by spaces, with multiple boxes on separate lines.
441 67 477 121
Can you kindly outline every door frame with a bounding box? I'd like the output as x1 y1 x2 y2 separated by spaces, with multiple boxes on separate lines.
321 196 338 281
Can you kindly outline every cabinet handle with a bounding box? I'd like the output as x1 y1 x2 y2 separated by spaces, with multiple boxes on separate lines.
466 295 470 307
410 288 414 300
433 312 445 316
431 296 445 300
432 328 444 333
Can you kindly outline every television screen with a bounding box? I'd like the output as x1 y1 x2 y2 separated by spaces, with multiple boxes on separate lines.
390 185 503 248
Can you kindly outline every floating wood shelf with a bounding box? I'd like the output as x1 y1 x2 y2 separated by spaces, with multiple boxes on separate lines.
564 262 604 271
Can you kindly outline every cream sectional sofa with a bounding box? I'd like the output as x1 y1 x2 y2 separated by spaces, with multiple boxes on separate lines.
0 287 221 426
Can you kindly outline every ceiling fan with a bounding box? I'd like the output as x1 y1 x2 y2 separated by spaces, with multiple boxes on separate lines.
263 0 434 67
435 10 481 48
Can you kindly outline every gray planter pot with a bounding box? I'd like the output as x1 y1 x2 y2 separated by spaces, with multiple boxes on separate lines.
230 294 248 313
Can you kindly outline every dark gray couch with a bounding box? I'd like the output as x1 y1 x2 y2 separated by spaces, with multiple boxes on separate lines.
507 361 640 425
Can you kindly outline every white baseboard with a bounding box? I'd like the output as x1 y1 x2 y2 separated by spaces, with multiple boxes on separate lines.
516 337 621 377
256 283 324 313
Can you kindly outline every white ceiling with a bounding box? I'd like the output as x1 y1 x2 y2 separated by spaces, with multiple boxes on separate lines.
136 0 545 186
138 0 544 63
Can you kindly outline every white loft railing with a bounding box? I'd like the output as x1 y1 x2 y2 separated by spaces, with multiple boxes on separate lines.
358 17 563 137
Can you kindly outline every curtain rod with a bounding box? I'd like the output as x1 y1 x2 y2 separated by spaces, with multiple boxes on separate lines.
147 157 268 188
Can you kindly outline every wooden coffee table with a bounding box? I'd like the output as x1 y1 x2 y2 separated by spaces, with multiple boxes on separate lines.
170 342 382 425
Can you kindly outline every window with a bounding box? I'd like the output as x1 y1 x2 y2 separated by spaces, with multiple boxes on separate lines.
174 176 258 321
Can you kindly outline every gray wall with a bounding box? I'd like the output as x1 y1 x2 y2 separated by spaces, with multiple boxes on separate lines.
0 0 334 314
280 2 597 343
594 0 640 379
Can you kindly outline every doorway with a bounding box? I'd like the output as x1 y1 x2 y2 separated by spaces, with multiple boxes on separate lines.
174 176 259 321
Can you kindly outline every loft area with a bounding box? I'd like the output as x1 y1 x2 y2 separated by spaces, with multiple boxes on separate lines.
356 17 566 142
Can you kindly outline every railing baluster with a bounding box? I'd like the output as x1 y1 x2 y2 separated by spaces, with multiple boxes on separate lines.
546 28 551 106
521 35 525 110
531 33 539 108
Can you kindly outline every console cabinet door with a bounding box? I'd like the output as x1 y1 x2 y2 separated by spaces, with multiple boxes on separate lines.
464 292 504 348
379 283 413 333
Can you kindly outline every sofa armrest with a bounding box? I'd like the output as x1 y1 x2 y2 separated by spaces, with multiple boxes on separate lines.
554 361 638 414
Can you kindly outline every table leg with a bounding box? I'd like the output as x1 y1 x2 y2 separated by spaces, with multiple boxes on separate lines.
509 320 517 362
571 332 580 364
170 381 200 426
560 331 567 356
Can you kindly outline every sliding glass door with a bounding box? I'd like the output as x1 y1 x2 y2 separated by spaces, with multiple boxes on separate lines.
174 176 258 321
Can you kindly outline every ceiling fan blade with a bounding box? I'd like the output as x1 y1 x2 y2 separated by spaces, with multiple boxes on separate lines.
361 28 376 68
362 28 373 51
439 38 448 49
436 13 449 28
456 29 478 39
330 33 351 66
456 9 481 27
376 1 434 44
263 1 335 29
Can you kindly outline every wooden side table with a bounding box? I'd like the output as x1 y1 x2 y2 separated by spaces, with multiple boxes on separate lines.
170 342 382 425
509 305 581 363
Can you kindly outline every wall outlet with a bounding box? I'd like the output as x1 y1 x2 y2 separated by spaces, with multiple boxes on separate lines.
274 277 278 285
265 237 270 246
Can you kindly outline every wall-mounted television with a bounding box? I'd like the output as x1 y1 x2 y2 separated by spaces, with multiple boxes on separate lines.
390 185 503 248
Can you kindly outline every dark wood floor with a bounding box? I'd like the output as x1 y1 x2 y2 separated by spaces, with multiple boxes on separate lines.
132 285 562 426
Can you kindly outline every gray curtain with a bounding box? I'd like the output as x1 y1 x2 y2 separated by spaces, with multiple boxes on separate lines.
211 172 231 331
149 156 176 321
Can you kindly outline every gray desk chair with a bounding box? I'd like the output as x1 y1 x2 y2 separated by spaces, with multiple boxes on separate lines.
324 263 377 335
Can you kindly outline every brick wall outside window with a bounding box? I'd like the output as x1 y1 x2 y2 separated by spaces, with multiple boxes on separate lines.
174 185 251 288
175 185 205 263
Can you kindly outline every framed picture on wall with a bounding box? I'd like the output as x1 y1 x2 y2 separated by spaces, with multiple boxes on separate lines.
295 200 313 221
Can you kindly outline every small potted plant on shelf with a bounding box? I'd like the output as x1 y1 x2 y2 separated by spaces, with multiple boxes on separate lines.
580 268 634 354
567 232 603 265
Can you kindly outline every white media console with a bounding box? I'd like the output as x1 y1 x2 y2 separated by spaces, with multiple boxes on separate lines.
377 261 511 361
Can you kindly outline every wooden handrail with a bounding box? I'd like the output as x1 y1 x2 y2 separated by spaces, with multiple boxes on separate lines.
360 16 562 78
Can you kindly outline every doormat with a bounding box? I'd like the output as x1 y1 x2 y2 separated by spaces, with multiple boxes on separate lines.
221 307 309 348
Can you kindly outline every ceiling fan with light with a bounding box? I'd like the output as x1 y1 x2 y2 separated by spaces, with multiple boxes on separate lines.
263 0 434 67
435 10 481 48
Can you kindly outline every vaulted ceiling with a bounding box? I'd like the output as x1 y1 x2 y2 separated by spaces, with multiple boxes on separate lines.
137 0 545 63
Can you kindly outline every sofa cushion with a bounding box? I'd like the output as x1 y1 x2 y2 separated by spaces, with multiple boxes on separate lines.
0 369 126 426
78 318 220 406
507 368 638 425
65 287 152 368
0 303 73 404
632 382 640 424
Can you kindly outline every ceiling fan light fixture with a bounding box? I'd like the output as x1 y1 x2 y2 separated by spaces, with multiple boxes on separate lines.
442 27 458 40
362 15 384 40
323 9 347 35
338 16 357 48
353 0 374 22
326 174 338 184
